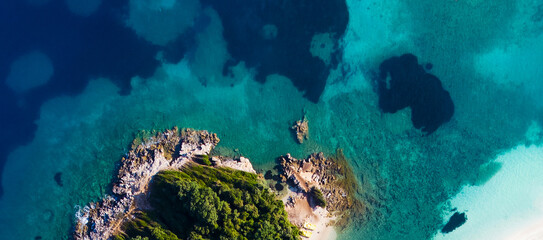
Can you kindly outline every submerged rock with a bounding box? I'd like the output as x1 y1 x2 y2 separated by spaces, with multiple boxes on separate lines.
441 211 467 233
377 54 454 134
54 172 63 187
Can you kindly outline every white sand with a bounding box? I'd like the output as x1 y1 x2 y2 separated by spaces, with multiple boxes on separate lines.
504 218 543 240
283 190 337 240
308 207 337 240
433 144 543 240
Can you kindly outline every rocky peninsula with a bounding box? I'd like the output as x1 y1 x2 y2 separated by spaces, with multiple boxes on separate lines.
73 127 360 240
73 128 259 239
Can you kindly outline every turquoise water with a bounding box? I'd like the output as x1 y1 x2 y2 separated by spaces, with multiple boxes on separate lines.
1 0 543 239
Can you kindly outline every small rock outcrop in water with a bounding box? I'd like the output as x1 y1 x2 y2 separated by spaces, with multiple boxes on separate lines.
377 54 454 134
73 127 221 240
291 116 309 144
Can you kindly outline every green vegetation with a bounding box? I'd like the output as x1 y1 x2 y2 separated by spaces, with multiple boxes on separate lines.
115 164 299 240
309 187 326 208
113 212 178 240
130 237 149 240
193 154 211 166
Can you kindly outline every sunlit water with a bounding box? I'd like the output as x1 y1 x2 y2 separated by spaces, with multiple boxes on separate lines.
0 0 542 239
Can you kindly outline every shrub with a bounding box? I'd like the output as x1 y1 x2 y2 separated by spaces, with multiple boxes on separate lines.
309 187 326 208
193 154 212 166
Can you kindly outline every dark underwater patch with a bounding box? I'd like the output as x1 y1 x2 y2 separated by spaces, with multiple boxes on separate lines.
54 172 63 187
200 0 349 103
0 0 192 198
377 54 454 134
0 0 349 198
441 211 467 233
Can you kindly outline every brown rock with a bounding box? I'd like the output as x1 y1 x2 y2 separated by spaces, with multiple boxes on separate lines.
291 116 309 144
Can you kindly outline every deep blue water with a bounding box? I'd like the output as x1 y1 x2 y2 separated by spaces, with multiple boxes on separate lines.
1 0 542 239
0 0 349 198
0 0 160 197
201 0 348 102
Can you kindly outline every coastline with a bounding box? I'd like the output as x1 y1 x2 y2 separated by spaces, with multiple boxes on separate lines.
73 128 221 239
276 151 365 240
73 127 360 239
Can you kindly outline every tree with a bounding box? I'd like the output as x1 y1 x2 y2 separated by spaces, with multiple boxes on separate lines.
116 165 300 240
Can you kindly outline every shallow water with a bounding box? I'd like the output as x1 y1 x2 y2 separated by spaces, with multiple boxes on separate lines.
0 0 542 239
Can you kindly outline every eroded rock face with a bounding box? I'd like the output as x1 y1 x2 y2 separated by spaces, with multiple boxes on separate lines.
377 53 454 134
73 127 220 240
217 156 256 174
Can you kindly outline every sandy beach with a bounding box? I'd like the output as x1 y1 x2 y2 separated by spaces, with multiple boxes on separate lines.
505 219 543 240
282 189 337 240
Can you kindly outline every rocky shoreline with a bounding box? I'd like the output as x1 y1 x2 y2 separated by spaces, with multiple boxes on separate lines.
73 127 360 240
277 151 365 229
73 128 254 239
